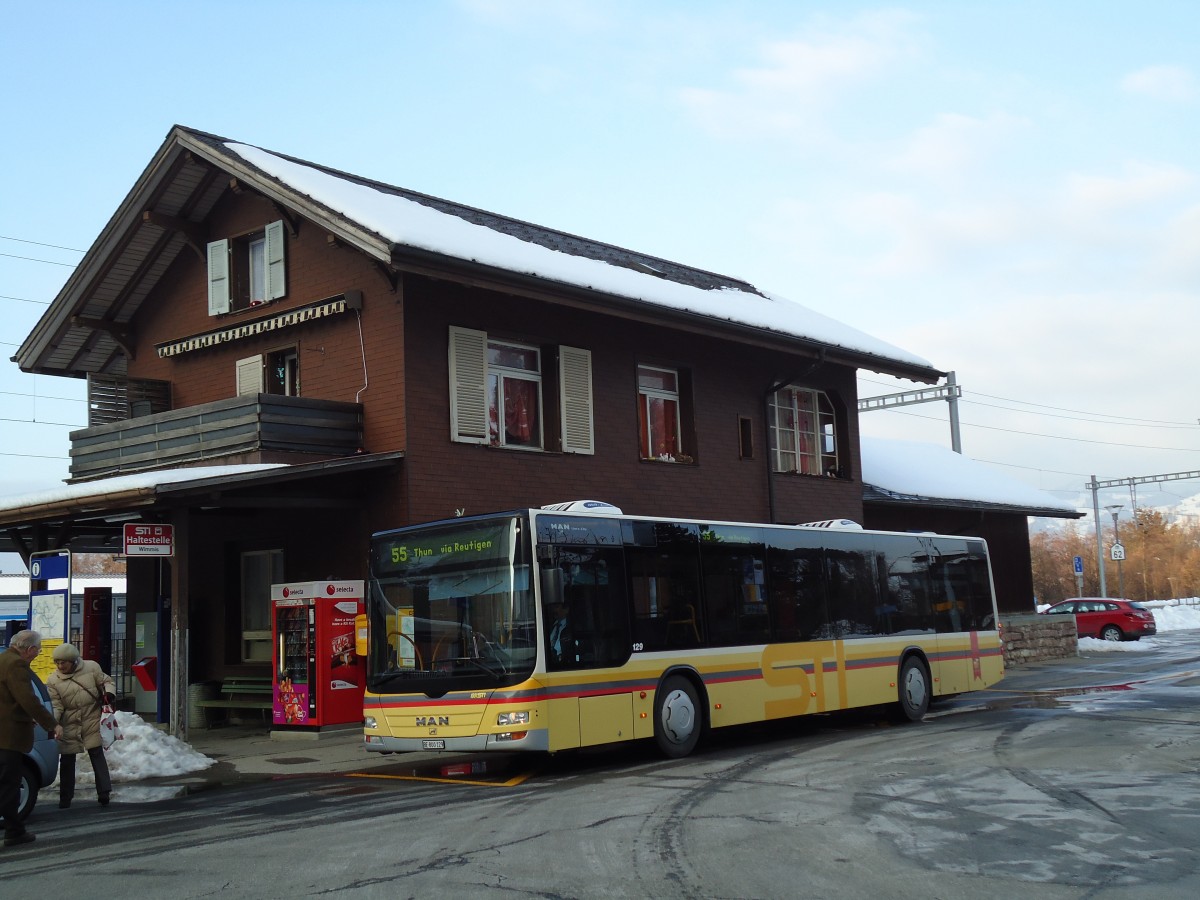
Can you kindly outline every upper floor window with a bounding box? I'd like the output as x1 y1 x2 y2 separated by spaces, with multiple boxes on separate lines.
637 365 681 460
449 326 594 454
235 346 299 397
207 220 287 315
488 340 542 449
267 347 299 396
769 386 839 476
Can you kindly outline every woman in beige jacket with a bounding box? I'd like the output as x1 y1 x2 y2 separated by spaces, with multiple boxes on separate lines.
46 643 114 808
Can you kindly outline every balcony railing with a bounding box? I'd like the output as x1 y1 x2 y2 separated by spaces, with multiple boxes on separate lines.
69 393 363 481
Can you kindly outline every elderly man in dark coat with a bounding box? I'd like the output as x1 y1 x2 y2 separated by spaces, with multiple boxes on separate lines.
1 630 63 847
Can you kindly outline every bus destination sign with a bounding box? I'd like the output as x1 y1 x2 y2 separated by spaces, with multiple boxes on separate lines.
383 522 507 570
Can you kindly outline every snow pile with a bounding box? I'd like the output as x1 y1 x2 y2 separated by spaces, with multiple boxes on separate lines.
1075 600 1200 654
73 711 215 784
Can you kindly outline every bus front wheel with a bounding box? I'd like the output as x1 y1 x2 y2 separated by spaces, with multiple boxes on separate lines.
896 657 930 722
654 675 702 758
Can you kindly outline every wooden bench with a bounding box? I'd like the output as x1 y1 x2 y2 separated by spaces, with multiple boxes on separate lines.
195 676 273 728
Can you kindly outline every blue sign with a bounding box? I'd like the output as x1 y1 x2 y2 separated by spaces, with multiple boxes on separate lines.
1073 555 1084 575
30 553 69 581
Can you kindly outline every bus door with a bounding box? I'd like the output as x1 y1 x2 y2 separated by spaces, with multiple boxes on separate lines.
536 515 633 748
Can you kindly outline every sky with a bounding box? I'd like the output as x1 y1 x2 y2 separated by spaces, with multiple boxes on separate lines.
3 1 1200 527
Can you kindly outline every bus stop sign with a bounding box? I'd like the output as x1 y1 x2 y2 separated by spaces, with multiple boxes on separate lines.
124 523 175 556
1072 556 1083 575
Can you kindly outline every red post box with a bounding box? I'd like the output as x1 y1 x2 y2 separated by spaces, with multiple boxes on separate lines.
132 657 158 691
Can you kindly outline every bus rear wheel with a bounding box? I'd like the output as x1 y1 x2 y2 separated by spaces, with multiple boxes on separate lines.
654 675 702 758
896 656 930 722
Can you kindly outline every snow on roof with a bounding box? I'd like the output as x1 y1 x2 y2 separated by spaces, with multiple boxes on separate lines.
861 436 1078 513
226 141 935 372
0 465 286 514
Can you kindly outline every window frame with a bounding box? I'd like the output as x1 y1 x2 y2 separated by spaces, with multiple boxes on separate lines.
266 346 300 396
637 365 682 460
240 548 284 663
487 339 543 450
769 386 840 476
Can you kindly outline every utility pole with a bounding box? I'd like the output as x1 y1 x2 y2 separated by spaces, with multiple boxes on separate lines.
1087 469 1200 598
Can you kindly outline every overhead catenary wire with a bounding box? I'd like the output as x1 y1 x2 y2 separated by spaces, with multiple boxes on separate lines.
859 375 1199 429
0 235 86 254
887 407 1200 453
0 252 76 267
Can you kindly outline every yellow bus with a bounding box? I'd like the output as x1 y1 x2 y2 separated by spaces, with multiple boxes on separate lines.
361 503 1004 758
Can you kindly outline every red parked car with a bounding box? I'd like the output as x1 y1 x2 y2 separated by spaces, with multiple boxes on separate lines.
1040 598 1157 641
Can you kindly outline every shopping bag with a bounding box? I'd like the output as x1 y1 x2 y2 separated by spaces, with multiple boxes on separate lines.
99 705 122 749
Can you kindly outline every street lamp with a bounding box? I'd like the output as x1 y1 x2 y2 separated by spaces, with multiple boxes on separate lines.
1105 504 1125 599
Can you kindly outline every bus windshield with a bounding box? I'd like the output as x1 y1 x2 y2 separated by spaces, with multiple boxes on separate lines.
367 515 537 692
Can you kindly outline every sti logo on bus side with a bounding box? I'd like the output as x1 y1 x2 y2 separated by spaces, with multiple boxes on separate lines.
416 716 450 727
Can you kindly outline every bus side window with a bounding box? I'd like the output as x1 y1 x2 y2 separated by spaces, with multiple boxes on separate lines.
765 534 827 642
548 546 631 669
625 523 703 652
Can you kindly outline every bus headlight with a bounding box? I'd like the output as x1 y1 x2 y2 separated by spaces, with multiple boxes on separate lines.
363 716 377 730
497 711 529 726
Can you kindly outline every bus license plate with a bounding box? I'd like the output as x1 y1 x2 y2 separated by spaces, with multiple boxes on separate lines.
422 739 446 750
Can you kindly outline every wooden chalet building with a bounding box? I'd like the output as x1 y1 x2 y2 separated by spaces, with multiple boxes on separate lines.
5 125 1059 731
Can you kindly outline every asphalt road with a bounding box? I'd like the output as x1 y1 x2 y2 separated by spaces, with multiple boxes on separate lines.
4 632 1200 899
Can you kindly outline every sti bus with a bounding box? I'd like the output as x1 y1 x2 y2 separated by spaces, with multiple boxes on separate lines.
360 502 1004 759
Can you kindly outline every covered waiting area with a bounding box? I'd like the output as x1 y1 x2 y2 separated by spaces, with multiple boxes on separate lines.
0 452 402 737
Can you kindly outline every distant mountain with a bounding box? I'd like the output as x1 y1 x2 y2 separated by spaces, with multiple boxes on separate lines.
1029 484 1200 534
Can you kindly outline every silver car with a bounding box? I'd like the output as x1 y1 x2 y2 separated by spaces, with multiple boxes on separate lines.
19 672 60 820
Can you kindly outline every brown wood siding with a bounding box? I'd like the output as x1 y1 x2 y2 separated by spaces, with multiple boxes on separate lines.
127 189 406 456
400 276 864 527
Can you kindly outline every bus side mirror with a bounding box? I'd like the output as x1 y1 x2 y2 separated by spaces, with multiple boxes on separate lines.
540 567 563 608
355 613 368 657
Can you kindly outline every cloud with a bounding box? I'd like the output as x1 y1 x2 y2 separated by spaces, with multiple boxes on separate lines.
887 112 1030 180
817 157 1198 286
679 10 919 143
838 190 1029 277
1120 65 1196 102
1155 202 1200 279
1059 161 1194 218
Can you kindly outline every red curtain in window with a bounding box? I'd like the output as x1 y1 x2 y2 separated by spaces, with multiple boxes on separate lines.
794 392 815 474
504 378 537 444
643 400 681 460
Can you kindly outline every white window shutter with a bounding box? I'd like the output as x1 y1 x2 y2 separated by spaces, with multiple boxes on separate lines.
207 239 231 315
559 345 594 455
236 355 264 396
265 220 286 300
448 326 488 443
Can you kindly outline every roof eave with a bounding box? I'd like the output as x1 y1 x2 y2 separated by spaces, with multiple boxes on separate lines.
863 491 1084 519
15 126 396 376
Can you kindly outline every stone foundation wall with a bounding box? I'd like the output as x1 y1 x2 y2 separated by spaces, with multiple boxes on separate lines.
999 615 1078 667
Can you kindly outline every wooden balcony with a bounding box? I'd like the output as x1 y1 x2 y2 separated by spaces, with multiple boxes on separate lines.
69 394 364 481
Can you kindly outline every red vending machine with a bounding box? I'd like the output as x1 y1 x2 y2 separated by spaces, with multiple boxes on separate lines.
270 580 366 729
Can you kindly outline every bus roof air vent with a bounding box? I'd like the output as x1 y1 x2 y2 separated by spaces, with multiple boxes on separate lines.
796 518 863 530
540 500 624 514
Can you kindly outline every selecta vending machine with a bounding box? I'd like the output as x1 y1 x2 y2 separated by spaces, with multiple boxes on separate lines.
270 580 365 729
